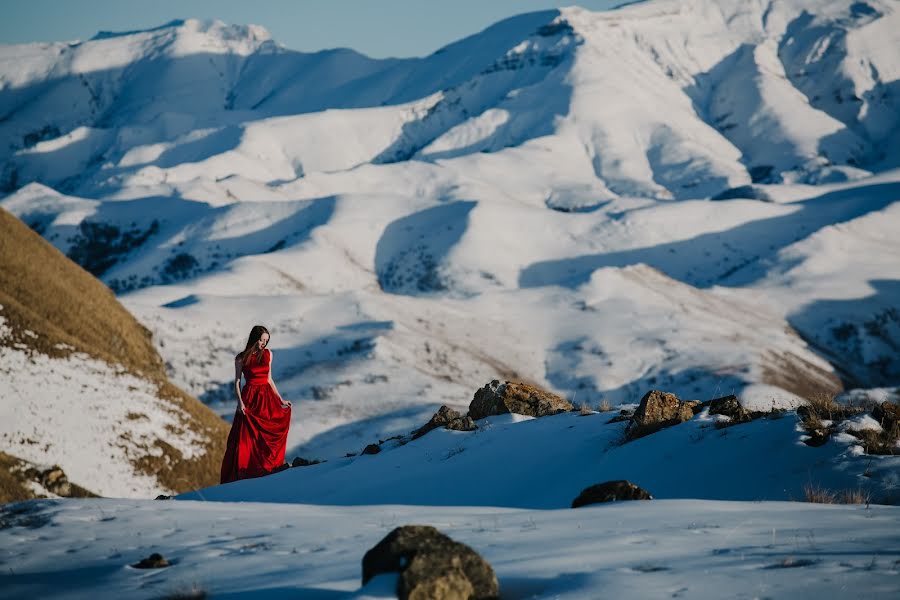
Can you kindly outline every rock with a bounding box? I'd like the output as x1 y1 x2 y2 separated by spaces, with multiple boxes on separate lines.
572 480 653 508
683 400 703 415
362 525 499 600
362 444 382 455
804 429 831 447
406 562 474 600
708 395 753 422
446 416 476 432
469 380 573 420
40 466 72 497
626 390 694 440
131 552 170 569
873 401 899 428
711 184 772 201
155 494 171 500
291 456 322 468
605 414 631 424
412 406 462 440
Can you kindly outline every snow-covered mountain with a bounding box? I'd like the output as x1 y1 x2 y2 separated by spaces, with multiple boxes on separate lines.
2 1 900 597
1 0 899 464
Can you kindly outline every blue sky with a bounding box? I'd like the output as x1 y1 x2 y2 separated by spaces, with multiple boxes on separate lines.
1 0 624 58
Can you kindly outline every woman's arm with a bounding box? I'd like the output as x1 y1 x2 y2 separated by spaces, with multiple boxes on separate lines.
267 350 291 409
234 357 246 414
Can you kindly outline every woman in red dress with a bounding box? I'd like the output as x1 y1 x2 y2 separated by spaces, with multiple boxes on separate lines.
220 325 292 484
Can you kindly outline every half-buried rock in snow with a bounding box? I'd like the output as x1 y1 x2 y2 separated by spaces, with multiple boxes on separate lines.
362 525 499 600
469 380 573 420
572 480 653 508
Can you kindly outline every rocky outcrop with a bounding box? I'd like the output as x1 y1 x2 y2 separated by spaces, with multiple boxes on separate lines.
362 525 499 600
413 406 477 440
572 480 653 508
469 380 573 420
626 390 695 440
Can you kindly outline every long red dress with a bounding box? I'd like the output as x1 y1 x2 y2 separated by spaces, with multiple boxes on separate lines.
220 349 291 484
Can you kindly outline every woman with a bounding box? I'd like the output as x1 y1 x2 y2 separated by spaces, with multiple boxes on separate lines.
220 325 292 484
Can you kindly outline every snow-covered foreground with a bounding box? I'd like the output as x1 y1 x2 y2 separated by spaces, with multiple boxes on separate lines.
2 498 898 599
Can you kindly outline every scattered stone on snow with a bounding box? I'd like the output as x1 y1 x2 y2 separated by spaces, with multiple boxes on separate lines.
362 444 382 455
571 480 653 508
131 552 170 569
362 525 499 600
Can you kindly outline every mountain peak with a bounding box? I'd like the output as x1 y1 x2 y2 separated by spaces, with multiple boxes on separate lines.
86 17 275 54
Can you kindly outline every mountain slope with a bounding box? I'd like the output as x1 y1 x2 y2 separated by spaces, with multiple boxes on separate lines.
0 0 898 460
0 207 228 499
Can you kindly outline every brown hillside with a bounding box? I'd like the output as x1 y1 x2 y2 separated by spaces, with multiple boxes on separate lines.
0 207 228 500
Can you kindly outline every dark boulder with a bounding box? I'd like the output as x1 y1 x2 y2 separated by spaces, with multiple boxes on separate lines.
362 444 382 455
291 456 323 468
362 525 498 600
131 552 170 569
469 380 573 420
572 480 653 508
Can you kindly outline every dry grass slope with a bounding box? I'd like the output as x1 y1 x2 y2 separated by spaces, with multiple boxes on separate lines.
0 452 33 505
0 208 228 499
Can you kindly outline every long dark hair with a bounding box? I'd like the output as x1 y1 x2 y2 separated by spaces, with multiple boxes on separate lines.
236 325 270 364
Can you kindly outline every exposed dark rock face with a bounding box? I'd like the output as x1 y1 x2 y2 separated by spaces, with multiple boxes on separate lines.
413 406 477 440
362 525 499 600
291 456 323 467
572 480 653 508
626 390 694 440
469 380 573 420
362 444 382 455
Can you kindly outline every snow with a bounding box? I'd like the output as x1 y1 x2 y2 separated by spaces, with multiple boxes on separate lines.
0 319 206 498
1 498 898 599
181 409 900 507
2 1 900 596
